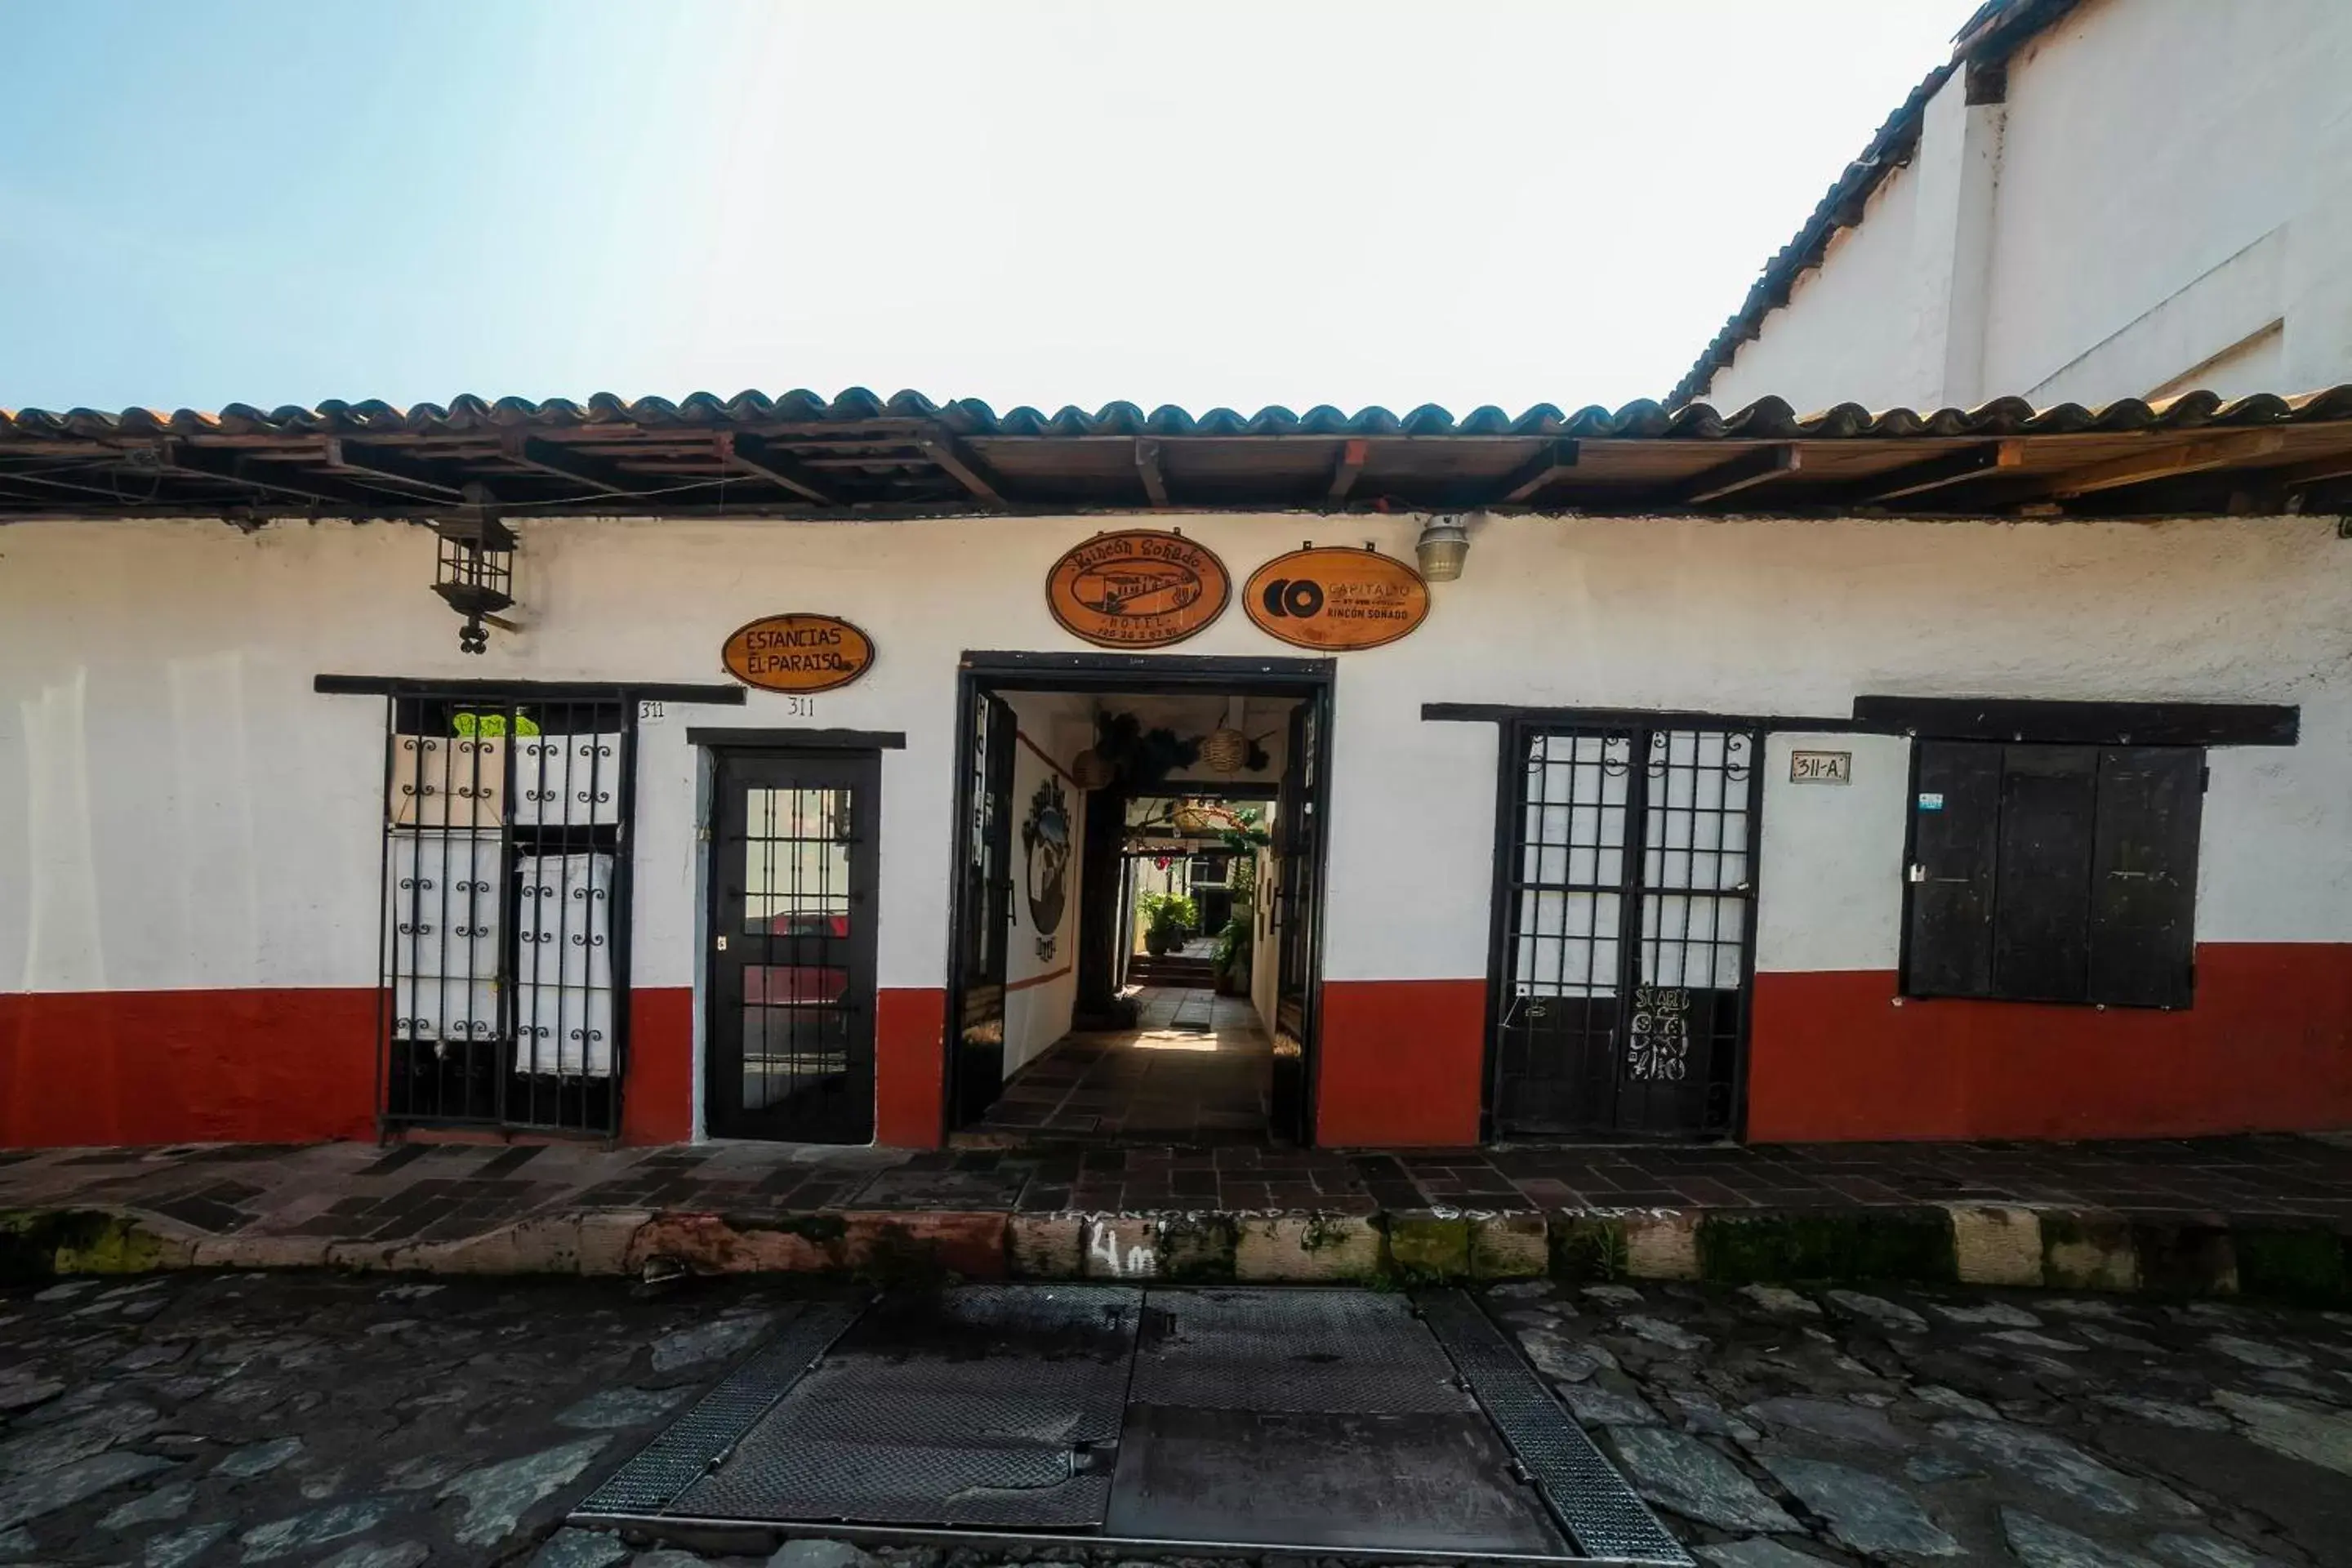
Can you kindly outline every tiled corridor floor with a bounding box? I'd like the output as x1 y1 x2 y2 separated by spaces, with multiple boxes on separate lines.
966 986 1275 1145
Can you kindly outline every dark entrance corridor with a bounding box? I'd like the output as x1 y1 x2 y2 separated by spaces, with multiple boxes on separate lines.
966 985 1276 1145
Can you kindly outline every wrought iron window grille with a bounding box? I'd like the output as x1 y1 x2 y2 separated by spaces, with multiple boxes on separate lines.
376 689 637 1136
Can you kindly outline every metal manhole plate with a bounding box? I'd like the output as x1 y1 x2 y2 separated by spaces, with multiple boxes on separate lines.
578 1283 1690 1564
1129 1285 1471 1414
674 1285 1141 1528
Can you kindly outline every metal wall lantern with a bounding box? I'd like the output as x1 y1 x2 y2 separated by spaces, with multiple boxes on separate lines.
432 491 515 654
1414 513 1471 581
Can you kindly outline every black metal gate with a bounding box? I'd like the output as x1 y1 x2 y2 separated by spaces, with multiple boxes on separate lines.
706 750 879 1143
378 690 635 1136
1490 723 1759 1138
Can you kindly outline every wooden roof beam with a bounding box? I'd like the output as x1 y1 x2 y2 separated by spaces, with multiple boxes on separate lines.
1492 439 1580 505
323 437 470 500
498 434 650 495
1135 439 1170 508
914 430 1008 505
0 463 158 502
1667 443 1802 506
1326 439 1368 504
2044 430 2287 497
717 432 833 505
1841 440 2024 502
158 442 403 510
2260 451 2352 492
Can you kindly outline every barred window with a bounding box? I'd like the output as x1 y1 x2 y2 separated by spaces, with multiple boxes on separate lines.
380 692 636 1134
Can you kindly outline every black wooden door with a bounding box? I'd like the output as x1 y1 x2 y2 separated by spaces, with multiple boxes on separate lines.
1492 724 1759 1138
951 693 1018 1125
706 751 878 1143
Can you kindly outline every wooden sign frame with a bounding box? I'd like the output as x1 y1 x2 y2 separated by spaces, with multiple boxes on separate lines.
721 613 876 693
1244 546 1429 651
1045 530 1232 648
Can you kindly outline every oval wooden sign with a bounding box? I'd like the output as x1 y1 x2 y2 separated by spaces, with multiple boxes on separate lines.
721 613 876 693
1244 546 1429 650
1045 530 1232 648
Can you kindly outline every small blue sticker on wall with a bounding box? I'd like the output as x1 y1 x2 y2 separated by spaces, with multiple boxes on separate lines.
1918 791 1945 811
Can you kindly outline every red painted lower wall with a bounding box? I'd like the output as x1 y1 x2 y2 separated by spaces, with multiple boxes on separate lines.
1316 979 1486 1147
875 987 947 1148
622 987 695 1145
0 987 379 1147
1748 944 2352 1142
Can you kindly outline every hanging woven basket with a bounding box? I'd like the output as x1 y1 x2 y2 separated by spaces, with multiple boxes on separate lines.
1200 727 1249 774
1070 748 1116 791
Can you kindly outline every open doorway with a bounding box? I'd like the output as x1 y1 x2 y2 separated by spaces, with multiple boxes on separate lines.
945 653 1333 1147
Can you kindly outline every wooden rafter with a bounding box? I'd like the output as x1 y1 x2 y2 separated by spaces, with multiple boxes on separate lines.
2044 430 2287 497
0 463 160 502
914 430 1008 505
497 434 648 496
1839 440 2023 503
323 437 470 500
159 441 402 510
1134 439 1170 508
1491 439 1580 505
2259 452 2352 492
1326 439 1368 504
1667 443 1801 506
717 433 833 505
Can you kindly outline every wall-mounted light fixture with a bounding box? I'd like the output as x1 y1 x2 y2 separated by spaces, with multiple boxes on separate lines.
433 485 515 654
1415 512 1471 581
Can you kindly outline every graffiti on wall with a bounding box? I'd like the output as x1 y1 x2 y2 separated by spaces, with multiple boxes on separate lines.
1022 776 1072 961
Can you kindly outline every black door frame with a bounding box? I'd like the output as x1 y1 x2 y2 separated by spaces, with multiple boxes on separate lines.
946 651 1337 1144
701 740 884 1143
1479 710 1771 1143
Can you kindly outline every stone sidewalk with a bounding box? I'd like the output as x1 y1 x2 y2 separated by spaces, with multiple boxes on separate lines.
6 1135 2352 1298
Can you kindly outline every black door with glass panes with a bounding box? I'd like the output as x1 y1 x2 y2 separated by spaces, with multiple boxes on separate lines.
706 750 879 1143
1490 724 1761 1138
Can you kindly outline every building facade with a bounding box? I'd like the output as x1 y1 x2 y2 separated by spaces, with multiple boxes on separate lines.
1680 0 2352 412
6 394 2350 1151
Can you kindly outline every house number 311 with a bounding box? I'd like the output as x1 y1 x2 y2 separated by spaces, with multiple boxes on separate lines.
786 696 817 718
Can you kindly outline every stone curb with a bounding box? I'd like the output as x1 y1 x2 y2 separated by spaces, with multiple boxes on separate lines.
6 1200 2350 1301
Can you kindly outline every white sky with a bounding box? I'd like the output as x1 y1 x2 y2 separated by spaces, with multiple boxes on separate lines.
0 1 1984 414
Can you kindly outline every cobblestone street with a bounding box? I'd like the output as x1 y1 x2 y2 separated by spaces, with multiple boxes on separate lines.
2 1269 2348 1568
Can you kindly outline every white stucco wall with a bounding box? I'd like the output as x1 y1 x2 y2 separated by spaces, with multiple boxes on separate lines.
4 509 2347 1018
1704 0 2352 412
1001 691 1089 1076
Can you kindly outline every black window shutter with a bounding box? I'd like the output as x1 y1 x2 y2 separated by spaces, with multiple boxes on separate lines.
2088 746 2203 1008
1905 741 2003 997
1992 744 2099 1004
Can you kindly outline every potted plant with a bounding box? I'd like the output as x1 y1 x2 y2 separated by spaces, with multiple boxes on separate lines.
1139 892 1196 956
1213 903 1253 995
